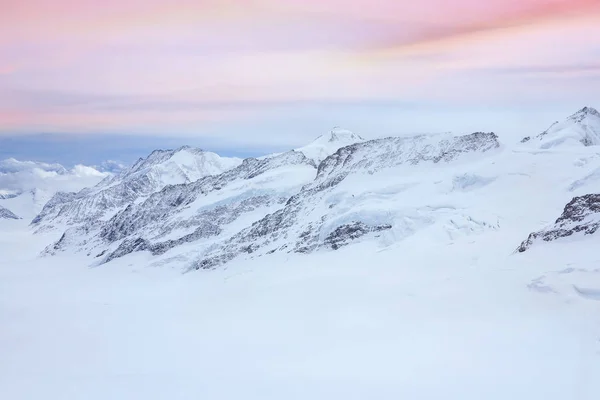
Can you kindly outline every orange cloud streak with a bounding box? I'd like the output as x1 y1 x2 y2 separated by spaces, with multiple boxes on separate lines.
366 0 600 56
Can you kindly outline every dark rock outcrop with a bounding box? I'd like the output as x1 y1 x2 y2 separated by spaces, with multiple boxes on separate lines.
0 205 20 220
517 194 600 252
324 222 392 250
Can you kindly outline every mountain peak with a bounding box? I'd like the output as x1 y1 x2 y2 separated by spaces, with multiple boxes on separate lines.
296 127 365 164
109 145 240 189
128 146 205 174
328 127 364 142
174 145 204 153
568 106 600 122
521 106 600 148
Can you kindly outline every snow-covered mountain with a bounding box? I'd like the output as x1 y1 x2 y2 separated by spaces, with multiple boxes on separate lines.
44 150 316 259
193 131 500 269
32 146 242 229
40 131 501 268
521 106 600 148
102 145 242 188
4 110 600 399
0 205 20 220
296 127 365 164
25 107 600 273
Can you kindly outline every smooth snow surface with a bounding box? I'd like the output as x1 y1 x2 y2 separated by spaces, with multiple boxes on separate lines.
1 217 599 400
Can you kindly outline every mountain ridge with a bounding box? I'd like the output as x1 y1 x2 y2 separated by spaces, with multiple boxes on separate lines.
0 205 20 220
32 146 242 229
521 106 600 148
38 130 502 269
27 106 600 271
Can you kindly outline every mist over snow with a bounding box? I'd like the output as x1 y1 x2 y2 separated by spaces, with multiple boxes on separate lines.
0 158 109 193
0 158 111 219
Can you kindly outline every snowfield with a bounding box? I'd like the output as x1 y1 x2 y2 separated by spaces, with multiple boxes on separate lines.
1 216 599 399
2 111 600 399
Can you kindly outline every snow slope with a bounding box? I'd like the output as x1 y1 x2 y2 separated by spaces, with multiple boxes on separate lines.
1 210 599 399
521 106 600 148
44 151 316 263
296 127 365 164
195 131 501 269
32 146 242 229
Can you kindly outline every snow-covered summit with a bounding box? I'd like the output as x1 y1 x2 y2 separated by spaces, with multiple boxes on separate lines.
296 127 365 164
32 146 243 228
521 106 600 148
98 146 242 191
568 106 600 122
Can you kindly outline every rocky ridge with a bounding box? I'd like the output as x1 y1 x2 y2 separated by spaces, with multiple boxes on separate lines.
32 146 241 229
521 106 600 148
191 132 501 269
517 194 600 252
0 205 20 220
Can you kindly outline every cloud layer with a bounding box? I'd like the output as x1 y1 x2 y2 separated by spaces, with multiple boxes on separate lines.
0 158 109 195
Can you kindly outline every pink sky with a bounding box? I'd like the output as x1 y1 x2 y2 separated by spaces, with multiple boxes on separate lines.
1 0 599 139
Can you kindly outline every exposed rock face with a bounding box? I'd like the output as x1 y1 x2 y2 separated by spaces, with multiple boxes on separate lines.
0 205 20 220
517 194 600 252
324 222 392 250
31 192 77 225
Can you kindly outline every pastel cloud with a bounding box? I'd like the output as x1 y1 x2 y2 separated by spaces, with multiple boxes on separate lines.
1 0 599 136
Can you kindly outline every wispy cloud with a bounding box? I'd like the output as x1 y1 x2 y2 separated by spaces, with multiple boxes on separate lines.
1 0 599 137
